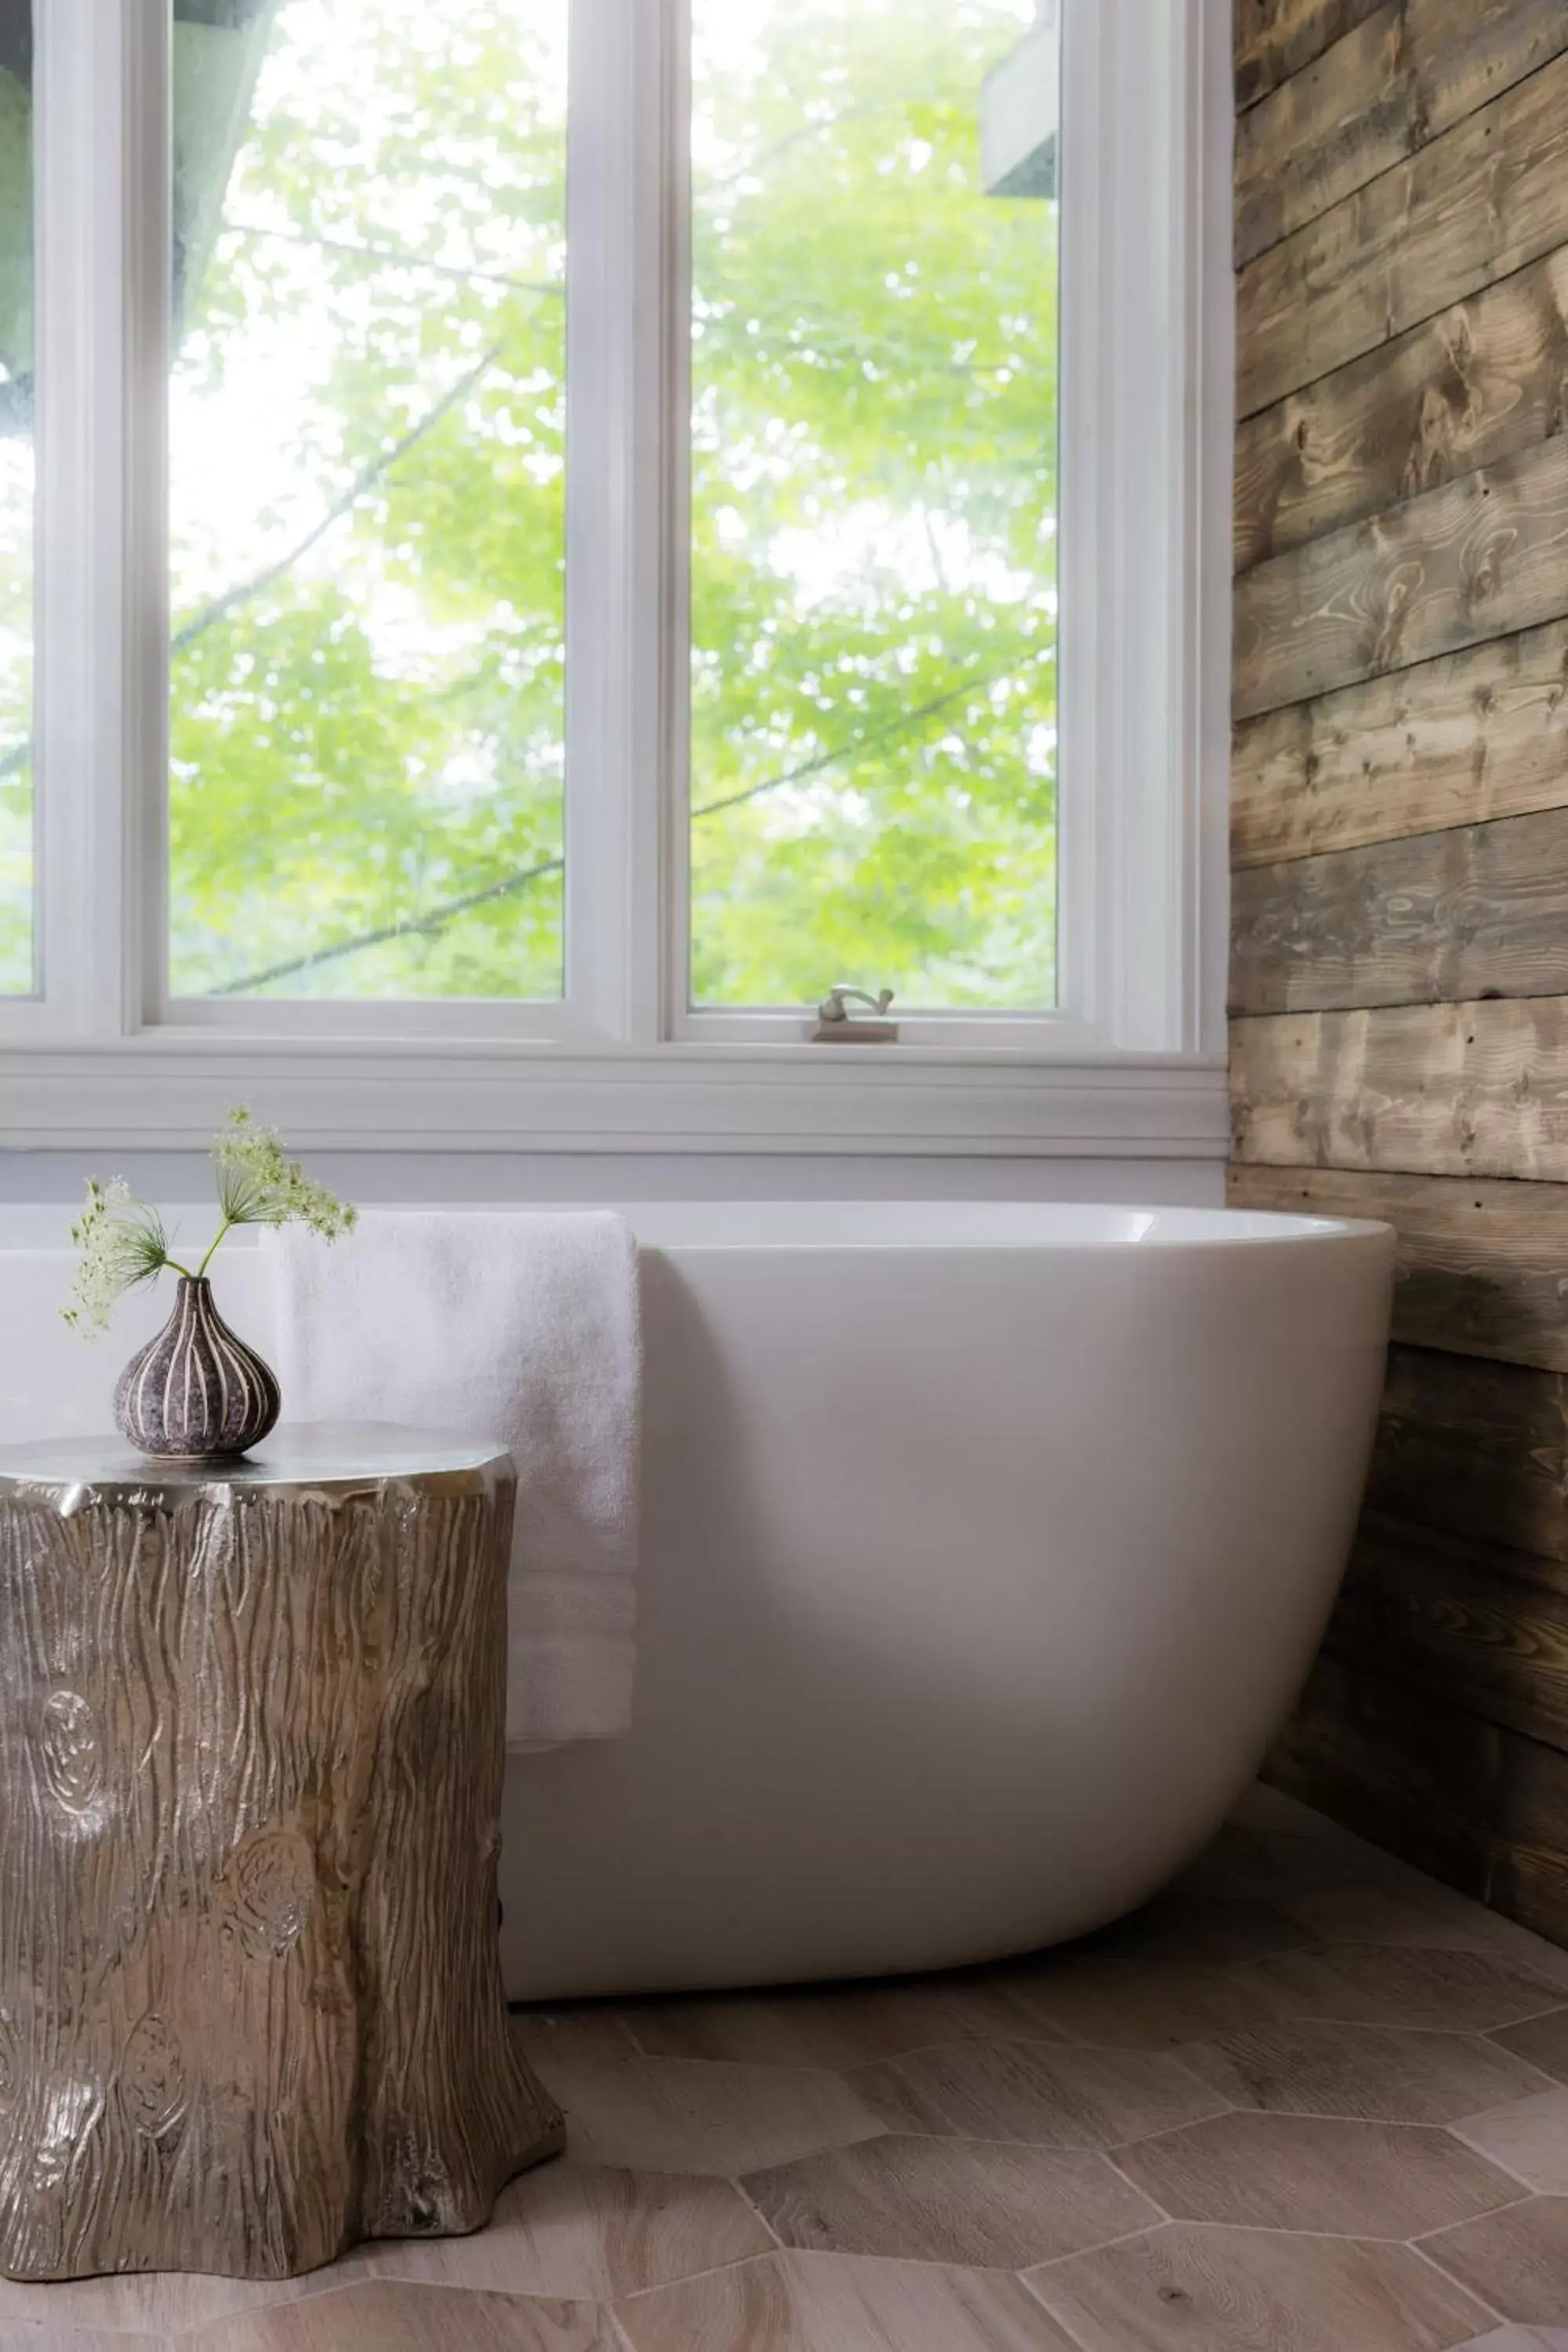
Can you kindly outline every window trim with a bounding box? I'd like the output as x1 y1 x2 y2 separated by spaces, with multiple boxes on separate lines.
0 0 1232 1156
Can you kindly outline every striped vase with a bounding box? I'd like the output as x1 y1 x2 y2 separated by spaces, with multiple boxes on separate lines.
113 1277 281 1462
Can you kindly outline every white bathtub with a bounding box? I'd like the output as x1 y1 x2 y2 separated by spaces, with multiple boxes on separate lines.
0 1201 1394 2002
496 1202 1394 1998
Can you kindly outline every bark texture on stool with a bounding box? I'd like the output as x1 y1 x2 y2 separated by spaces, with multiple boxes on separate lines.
0 1428 563 2282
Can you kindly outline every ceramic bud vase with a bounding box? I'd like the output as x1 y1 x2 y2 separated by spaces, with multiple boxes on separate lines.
113 1277 281 1462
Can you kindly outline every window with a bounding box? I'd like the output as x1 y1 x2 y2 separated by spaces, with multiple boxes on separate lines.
686 0 1058 1016
0 0 1229 1153
168 0 568 1004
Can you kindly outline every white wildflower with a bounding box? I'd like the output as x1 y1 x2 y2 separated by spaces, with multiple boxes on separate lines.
211 1109 358 1243
63 1111 357 1336
61 1181 172 1336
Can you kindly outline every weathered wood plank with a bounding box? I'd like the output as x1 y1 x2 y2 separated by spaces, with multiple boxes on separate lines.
1325 1512 1568 1750
1231 804 1568 1016
1489 1733 1568 1943
1237 5 1402 263
1228 1163 1568 1370
1268 1653 1568 1943
1232 0 1568 1962
1371 1342 1568 1561
1232 619 1568 869
1237 50 1568 417
1236 1 1568 267
1267 1651 1501 1892
1235 249 1568 574
1234 434 1568 720
1231 996 1568 1179
1235 0 1386 110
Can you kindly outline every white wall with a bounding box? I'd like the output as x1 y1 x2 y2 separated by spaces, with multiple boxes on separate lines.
0 1150 1225 1207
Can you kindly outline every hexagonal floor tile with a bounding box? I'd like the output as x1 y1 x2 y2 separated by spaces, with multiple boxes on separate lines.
1079 1891 1308 1967
1494 2011 1568 2087
1422 2198 1568 2327
1228 1784 1336 1839
614 2251 1081 2351
364 2160 770 2300
510 2006 643 2083
539 2055 884 2175
172 2278 616 2350
995 1952 1281 2049
1277 1886 1568 1994
617 1974 1069 2070
1174 1821 1382 1907
1185 2018 1553 2124
742 2132 1160 2267
4 2330 169 2351
1243 1946 1563 2034
1112 2111 1522 2238
1454 2088 1568 2193
1457 2332 1568 2350
0 2260 366 2340
1024 2223 1493 2351
849 2038 1227 2147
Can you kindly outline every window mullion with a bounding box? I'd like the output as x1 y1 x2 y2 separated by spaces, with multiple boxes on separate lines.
125 0 170 1033
656 0 691 1045
30 0 165 1041
564 0 674 1045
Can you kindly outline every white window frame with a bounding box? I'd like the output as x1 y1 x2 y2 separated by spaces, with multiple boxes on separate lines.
0 0 1232 1156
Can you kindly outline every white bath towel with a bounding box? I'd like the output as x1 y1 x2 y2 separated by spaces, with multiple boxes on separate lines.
267 1211 640 1749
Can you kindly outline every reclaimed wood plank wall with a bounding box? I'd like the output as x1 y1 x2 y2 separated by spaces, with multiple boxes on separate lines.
1229 0 1568 1939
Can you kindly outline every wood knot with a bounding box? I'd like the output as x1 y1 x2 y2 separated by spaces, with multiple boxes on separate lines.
121 2013 188 2138
39 1690 103 1817
220 1827 318 1962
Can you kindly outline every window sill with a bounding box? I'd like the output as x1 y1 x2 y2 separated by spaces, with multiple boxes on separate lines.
0 1038 1229 1157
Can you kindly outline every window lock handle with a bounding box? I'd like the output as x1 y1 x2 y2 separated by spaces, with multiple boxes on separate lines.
813 985 898 1043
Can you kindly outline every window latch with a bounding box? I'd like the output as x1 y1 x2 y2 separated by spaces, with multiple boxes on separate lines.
812 985 898 1043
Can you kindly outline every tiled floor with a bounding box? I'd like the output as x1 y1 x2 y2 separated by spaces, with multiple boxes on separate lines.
11 1787 1568 2350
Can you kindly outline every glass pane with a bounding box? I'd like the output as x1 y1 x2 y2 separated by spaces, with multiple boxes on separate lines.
689 0 1059 1012
169 0 567 1001
0 0 32 995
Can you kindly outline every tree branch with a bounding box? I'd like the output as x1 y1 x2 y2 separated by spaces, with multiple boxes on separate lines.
0 345 508 787
209 850 564 995
209 646 1051 995
172 341 503 658
227 217 564 299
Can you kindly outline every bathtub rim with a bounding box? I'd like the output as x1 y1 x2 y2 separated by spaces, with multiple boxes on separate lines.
612 1202 1396 1254
0 1201 1395 1258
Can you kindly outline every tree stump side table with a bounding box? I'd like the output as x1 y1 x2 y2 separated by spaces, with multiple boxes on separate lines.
0 1426 563 2283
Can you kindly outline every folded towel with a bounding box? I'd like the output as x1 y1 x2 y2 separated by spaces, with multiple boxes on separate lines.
267 1211 640 1749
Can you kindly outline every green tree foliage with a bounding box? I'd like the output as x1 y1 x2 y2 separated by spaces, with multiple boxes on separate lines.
688 0 1058 1007
5 0 1058 1008
169 0 569 998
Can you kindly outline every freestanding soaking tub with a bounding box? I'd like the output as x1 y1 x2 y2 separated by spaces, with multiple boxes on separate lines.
498 1202 1396 1999
0 1200 1394 2002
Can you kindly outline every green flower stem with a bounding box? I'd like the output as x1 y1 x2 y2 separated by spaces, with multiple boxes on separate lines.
194 1221 234 1280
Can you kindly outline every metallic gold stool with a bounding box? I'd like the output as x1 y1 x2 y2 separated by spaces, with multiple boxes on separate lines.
0 1427 563 2282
